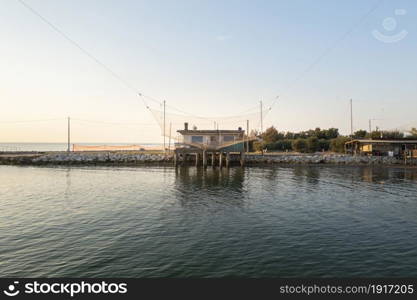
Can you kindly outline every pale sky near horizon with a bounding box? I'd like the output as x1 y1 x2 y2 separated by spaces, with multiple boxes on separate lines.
0 0 416 143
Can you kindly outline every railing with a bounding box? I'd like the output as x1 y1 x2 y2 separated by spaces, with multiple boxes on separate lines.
175 137 257 151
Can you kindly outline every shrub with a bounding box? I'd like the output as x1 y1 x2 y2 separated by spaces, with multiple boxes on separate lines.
318 139 330 151
275 139 293 151
292 139 308 153
330 136 350 153
306 136 320 152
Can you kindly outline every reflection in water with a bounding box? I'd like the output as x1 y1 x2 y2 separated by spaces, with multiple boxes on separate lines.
174 167 245 208
1 164 417 278
64 168 71 200
360 166 417 183
291 166 321 185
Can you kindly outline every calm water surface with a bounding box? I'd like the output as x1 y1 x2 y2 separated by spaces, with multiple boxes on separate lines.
1 165 417 277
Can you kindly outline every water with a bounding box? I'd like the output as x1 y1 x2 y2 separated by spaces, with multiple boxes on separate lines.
1 165 417 277
0 143 162 152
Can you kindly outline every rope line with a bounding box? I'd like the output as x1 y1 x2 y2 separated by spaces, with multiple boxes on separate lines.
262 0 384 113
17 0 161 107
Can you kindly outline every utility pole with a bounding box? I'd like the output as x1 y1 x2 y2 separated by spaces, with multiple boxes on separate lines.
163 100 166 154
67 116 71 152
260 100 263 133
350 99 353 137
246 119 249 153
168 122 172 153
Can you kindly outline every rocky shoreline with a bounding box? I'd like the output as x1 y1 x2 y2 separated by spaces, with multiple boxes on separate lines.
245 154 416 165
0 151 415 166
0 152 171 165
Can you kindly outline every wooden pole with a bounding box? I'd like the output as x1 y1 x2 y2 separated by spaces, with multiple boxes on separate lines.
202 150 207 168
226 152 230 168
168 122 172 153
163 100 166 155
246 119 249 153
219 152 223 168
182 153 186 165
350 99 353 138
260 100 263 134
369 119 372 135
67 116 71 152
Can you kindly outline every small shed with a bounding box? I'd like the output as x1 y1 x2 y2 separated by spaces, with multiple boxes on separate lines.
345 139 417 158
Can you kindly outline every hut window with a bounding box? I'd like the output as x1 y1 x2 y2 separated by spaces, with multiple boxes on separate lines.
223 135 234 142
191 136 203 143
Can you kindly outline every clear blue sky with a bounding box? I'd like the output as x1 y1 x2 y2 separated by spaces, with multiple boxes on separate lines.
0 0 416 142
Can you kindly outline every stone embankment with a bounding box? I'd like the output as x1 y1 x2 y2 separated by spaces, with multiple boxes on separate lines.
0 152 415 166
245 153 415 165
0 152 171 165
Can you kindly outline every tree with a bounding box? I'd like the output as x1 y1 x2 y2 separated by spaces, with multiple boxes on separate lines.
284 131 295 139
292 139 308 153
324 128 339 139
352 130 367 139
315 128 328 139
370 130 404 140
408 128 417 139
330 136 350 153
262 126 280 144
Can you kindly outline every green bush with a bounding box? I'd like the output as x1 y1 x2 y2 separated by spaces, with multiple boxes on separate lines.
318 139 330 151
306 136 320 152
292 139 308 153
275 139 293 151
330 136 350 153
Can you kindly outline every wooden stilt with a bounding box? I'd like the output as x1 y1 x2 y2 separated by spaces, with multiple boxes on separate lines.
240 151 245 167
226 152 230 168
195 153 200 166
219 152 223 168
203 150 207 168
211 153 215 167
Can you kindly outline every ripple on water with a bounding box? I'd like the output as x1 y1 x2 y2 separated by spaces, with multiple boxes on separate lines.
1 165 417 277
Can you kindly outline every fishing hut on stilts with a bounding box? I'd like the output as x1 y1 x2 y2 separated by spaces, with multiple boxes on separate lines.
174 123 251 168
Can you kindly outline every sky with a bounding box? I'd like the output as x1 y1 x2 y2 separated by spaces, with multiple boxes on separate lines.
0 0 416 143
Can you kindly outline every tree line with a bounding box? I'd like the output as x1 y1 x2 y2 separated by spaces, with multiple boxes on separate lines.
253 126 417 153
